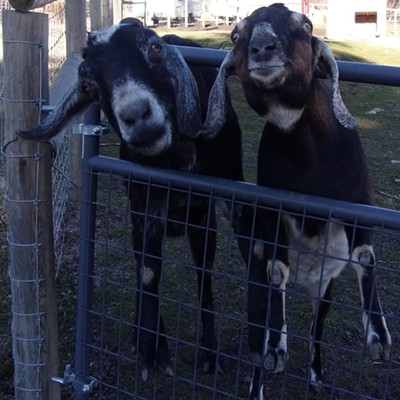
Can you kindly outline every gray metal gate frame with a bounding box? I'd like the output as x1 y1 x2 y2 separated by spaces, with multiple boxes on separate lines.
71 47 400 399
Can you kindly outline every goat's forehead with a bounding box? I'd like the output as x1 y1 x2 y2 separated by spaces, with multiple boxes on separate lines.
89 24 121 45
88 24 158 47
252 22 277 38
241 7 307 33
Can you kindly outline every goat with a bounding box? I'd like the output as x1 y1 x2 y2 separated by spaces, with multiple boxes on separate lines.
201 4 392 399
17 22 244 381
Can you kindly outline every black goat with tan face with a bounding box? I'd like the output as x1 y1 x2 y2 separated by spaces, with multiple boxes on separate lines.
18 23 244 381
202 4 391 399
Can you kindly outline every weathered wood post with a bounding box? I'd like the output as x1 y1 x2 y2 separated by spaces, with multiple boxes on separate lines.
65 0 87 202
2 9 60 400
90 0 114 30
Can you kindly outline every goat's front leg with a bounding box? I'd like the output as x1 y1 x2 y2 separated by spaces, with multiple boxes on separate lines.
188 207 218 373
132 217 172 381
308 279 334 392
350 237 391 362
247 251 290 400
243 210 289 400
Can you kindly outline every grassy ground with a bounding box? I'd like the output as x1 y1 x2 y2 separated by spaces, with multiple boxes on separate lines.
1 28 399 399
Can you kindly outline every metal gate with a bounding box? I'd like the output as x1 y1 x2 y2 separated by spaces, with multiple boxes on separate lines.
69 50 400 400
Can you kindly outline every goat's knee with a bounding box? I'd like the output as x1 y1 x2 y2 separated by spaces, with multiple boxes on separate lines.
141 265 155 286
267 259 289 288
351 244 392 362
351 244 375 270
253 240 265 260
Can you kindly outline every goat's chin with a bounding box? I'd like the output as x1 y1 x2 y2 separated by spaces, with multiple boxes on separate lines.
249 68 287 89
122 129 172 156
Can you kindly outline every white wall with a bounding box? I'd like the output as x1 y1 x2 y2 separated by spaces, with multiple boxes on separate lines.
326 0 387 39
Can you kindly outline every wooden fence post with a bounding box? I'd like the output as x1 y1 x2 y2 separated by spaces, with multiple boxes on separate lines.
2 10 60 400
90 0 114 30
65 0 87 202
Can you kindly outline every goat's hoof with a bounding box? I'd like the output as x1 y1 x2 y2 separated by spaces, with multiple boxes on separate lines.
369 333 391 362
263 346 287 373
202 350 224 374
141 367 150 382
158 363 174 377
140 358 174 381
310 379 324 394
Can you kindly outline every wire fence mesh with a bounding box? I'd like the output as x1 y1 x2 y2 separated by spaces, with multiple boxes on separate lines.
74 160 400 400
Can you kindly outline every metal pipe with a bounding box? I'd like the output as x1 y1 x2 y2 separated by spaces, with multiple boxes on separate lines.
74 106 102 400
87 155 400 231
174 45 400 87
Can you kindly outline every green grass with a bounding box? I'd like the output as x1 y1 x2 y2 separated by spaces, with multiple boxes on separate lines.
327 40 400 66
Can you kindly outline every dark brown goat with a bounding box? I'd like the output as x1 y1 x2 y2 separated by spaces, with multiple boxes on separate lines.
17 22 244 381
202 4 391 399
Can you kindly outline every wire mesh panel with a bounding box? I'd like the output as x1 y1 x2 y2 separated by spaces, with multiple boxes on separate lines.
75 154 400 400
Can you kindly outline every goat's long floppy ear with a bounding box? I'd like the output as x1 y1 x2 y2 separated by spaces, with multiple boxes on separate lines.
17 83 95 141
164 45 202 137
197 50 236 139
312 37 356 129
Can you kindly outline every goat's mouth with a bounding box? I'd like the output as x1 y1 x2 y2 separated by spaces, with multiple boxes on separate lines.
249 66 288 88
122 123 173 156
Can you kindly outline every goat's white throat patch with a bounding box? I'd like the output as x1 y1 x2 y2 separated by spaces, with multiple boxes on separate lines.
264 104 304 131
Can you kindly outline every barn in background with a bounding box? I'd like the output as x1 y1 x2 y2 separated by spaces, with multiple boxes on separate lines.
121 0 393 40
120 0 304 27
326 0 387 39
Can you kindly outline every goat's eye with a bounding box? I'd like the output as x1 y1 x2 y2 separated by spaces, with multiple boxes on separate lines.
231 32 239 43
81 82 91 93
151 43 162 53
303 22 312 33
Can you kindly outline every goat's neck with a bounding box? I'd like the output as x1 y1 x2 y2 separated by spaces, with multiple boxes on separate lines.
263 102 305 132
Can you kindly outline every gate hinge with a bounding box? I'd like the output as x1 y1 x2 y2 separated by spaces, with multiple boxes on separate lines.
52 364 75 386
52 364 97 394
72 123 109 136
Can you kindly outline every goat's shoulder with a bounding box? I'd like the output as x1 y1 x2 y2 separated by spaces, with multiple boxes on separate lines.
162 34 202 48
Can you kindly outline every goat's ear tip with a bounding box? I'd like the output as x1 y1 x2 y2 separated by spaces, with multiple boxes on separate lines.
197 127 219 140
339 115 357 130
16 129 39 141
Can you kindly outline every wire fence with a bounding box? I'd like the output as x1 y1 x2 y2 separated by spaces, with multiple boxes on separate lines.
72 147 400 399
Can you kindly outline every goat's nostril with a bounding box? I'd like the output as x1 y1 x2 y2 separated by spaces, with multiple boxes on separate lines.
142 107 151 120
250 40 277 56
265 43 277 51
121 98 151 125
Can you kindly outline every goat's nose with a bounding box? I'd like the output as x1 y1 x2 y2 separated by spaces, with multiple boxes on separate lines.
250 37 277 56
120 97 151 125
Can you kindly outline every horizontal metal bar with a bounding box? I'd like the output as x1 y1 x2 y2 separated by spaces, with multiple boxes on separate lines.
174 45 400 87
87 155 400 231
